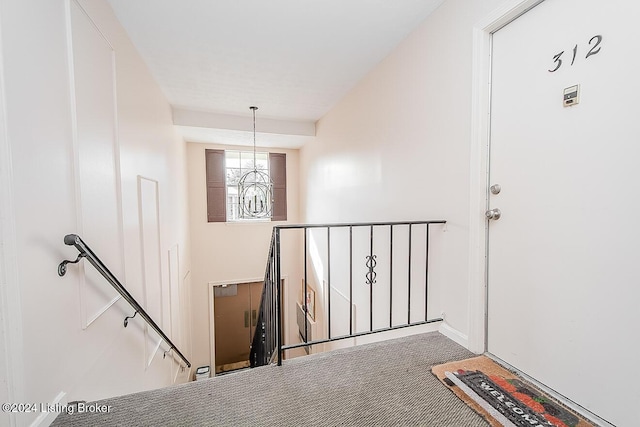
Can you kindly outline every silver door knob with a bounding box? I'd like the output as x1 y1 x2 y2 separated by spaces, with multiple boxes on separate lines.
485 208 501 220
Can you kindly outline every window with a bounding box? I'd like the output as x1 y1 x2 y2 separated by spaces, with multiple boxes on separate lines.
225 150 268 220
205 149 286 222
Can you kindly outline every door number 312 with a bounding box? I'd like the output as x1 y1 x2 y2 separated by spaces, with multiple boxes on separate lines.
548 35 602 73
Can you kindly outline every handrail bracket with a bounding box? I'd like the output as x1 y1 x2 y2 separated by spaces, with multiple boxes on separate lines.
124 310 138 328
58 252 86 277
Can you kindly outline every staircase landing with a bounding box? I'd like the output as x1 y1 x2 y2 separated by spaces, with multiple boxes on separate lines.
52 332 488 426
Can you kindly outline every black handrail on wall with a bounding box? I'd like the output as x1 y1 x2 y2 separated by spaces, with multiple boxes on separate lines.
249 220 446 368
58 234 191 368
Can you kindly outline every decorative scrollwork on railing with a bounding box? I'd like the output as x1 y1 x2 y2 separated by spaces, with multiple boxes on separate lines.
365 254 377 286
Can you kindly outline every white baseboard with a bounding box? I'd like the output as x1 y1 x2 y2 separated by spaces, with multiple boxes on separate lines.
31 391 66 427
438 322 469 350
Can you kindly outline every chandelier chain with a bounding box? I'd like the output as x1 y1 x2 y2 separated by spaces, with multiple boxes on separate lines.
251 106 258 171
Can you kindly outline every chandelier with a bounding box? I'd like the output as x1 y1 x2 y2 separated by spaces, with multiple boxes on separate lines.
237 106 273 219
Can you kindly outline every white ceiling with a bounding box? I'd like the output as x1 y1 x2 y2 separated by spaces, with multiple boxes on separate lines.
107 0 445 147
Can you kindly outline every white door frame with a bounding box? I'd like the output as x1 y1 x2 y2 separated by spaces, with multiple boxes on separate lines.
467 0 545 355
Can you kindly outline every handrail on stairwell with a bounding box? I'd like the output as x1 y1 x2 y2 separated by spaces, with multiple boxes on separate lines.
58 234 191 369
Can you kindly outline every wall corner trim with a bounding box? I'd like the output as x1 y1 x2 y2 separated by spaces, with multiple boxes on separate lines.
439 322 469 351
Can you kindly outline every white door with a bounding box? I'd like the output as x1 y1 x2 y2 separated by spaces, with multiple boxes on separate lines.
488 1 640 426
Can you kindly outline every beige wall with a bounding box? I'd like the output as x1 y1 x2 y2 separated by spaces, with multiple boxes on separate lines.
299 0 506 347
0 0 191 425
186 142 301 370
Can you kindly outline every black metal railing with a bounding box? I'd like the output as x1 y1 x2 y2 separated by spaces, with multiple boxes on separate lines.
250 229 280 367
250 220 446 368
58 234 191 368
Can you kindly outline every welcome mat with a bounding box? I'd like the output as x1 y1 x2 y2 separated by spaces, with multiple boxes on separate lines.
432 356 594 427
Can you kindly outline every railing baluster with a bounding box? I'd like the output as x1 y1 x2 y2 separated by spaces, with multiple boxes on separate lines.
369 225 374 332
408 224 412 325
327 226 331 339
270 272 273 359
303 228 308 343
389 225 393 328
268 282 271 360
425 224 430 322
349 225 353 336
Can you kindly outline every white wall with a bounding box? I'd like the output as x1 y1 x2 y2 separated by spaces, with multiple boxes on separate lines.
299 0 507 347
0 0 191 425
186 142 301 370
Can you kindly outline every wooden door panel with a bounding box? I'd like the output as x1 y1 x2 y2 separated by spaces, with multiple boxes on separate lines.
214 284 251 366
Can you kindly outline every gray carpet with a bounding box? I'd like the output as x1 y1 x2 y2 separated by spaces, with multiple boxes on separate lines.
52 332 488 426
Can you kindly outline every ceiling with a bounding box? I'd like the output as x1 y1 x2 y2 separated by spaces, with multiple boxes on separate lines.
107 0 445 147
